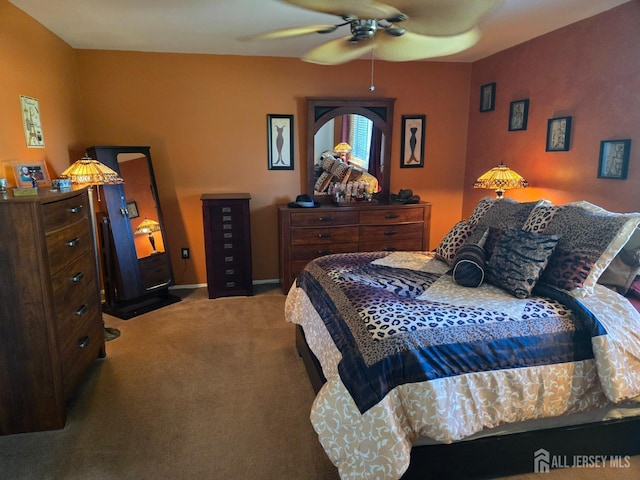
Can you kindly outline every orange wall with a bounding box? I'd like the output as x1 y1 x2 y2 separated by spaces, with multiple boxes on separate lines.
464 1 640 217
74 52 471 284
0 1 84 178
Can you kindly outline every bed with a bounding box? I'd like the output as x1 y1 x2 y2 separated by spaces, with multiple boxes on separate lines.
285 197 640 479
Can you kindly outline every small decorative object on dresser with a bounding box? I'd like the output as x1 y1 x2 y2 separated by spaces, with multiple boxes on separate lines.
202 193 253 298
278 202 431 293
0 188 105 435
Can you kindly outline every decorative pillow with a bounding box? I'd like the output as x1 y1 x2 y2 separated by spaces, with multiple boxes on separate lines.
466 226 505 259
539 201 640 297
474 198 547 231
486 229 560 299
523 203 562 232
434 220 475 265
468 197 496 224
451 244 486 288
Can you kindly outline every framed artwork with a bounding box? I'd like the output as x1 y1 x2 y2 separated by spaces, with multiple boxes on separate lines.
479 83 496 112
598 139 631 180
267 114 294 170
508 99 529 131
400 115 426 168
20 95 45 148
126 201 140 218
546 116 572 152
11 160 51 188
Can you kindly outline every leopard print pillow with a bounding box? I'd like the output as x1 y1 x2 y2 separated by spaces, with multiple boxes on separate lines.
434 220 475 265
468 197 496 224
523 204 562 232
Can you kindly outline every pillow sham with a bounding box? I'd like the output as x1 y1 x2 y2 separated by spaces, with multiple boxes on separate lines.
523 203 562 232
468 197 496 224
451 244 486 288
486 229 560 299
539 201 640 297
434 220 475 265
474 198 547 231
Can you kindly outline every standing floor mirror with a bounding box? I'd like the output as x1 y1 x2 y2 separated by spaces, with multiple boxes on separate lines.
87 146 180 319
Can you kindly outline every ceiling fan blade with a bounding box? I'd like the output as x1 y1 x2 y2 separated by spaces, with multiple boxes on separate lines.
373 28 480 61
303 36 374 65
281 0 401 20
243 24 338 41
384 0 501 36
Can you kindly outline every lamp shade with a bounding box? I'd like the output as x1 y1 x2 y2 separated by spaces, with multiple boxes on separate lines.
60 155 123 186
473 163 528 198
134 218 161 235
333 142 352 154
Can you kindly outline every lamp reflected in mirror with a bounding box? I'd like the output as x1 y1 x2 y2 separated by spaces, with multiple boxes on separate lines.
135 218 161 254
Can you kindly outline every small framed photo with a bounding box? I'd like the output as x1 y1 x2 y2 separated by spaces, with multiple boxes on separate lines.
126 201 140 218
11 160 51 188
508 99 529 131
598 139 631 180
546 116 572 152
400 115 426 168
479 83 496 112
267 114 294 170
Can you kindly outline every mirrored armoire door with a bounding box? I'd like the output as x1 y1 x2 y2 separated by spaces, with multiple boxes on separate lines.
87 146 180 319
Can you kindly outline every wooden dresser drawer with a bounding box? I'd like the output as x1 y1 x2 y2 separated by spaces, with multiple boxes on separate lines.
359 238 424 253
139 253 171 288
291 225 359 245
60 318 104 398
360 223 424 243
290 210 358 227
292 242 359 262
51 253 98 315
56 295 102 354
46 220 93 274
42 194 89 232
360 207 424 224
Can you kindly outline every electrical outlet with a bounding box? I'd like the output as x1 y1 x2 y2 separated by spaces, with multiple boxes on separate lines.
181 247 190 259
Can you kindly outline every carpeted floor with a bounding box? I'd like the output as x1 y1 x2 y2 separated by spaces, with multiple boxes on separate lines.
0 285 638 479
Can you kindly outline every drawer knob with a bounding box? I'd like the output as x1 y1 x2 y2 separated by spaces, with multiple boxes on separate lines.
78 336 91 349
318 250 333 255
66 237 81 247
384 230 399 236
383 247 398 252
69 205 84 214
318 233 332 238
75 304 89 316
318 216 334 222
71 272 85 283
385 213 400 219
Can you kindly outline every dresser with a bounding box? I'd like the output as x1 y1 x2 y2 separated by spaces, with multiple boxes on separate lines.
202 193 253 298
0 188 104 435
278 202 431 293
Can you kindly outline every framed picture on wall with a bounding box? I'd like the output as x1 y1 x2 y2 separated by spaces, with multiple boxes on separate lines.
598 139 631 179
508 99 529 131
126 201 140 218
546 116 572 152
267 114 294 170
20 95 45 148
479 83 496 112
400 115 426 168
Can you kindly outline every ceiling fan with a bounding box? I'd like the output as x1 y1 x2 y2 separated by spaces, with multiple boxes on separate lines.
251 0 501 65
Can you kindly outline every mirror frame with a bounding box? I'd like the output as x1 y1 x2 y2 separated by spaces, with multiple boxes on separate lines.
306 97 395 203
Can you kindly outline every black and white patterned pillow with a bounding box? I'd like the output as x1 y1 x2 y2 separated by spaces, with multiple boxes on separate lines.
486 229 560 298
468 197 496 224
451 244 486 288
434 220 475 265
474 198 544 231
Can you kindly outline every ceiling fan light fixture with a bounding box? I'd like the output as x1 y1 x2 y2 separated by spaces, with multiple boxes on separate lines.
350 19 378 40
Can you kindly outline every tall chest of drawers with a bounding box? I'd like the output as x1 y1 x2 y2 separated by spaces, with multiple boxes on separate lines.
278 202 431 293
0 188 104 435
202 193 253 298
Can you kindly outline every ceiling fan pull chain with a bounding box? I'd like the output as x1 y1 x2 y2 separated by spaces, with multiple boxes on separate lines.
369 35 375 92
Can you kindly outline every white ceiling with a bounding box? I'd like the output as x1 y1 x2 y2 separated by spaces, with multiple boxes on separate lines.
9 0 631 62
